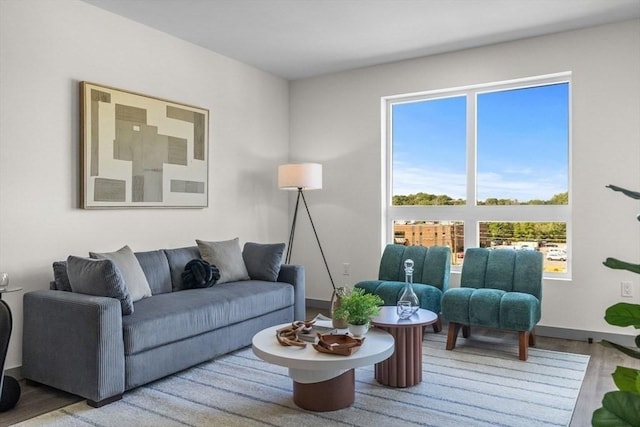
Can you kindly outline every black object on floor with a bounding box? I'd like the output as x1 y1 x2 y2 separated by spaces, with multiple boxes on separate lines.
0 299 20 411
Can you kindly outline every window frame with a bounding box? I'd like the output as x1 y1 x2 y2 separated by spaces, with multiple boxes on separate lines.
382 72 572 279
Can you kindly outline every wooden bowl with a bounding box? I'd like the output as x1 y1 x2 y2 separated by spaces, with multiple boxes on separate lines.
312 333 364 356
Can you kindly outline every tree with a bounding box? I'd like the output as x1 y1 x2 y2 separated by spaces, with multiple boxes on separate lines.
549 192 568 205
392 192 464 206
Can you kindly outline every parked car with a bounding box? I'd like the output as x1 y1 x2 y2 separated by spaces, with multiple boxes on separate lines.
546 250 567 261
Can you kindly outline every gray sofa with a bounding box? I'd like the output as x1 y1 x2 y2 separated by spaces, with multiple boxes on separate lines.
22 246 305 407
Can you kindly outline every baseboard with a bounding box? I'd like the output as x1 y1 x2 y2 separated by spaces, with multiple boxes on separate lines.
305 299 638 347
535 325 637 347
5 366 22 380
306 298 331 310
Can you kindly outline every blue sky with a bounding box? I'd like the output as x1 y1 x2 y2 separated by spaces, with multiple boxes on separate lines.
392 83 569 202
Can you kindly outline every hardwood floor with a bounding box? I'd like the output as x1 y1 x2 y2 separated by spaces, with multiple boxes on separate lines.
1 308 637 426
524 331 639 426
0 381 80 426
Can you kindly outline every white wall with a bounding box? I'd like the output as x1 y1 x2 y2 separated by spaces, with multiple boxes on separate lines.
290 20 640 337
0 0 290 369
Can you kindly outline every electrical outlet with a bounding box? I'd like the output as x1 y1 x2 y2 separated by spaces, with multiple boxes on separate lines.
342 263 350 275
621 281 633 298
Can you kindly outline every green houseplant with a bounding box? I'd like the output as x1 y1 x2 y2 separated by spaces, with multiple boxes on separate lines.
333 288 383 336
592 184 640 426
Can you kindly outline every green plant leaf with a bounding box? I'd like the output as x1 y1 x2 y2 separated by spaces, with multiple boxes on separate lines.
605 303 640 328
592 407 638 427
592 391 640 427
602 340 640 360
607 185 640 200
603 258 640 275
612 366 640 393
594 184 640 426
332 288 383 325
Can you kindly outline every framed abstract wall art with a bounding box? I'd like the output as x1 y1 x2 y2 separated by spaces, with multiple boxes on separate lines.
80 82 209 208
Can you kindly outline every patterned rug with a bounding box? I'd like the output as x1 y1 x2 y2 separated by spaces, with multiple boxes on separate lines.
13 333 589 427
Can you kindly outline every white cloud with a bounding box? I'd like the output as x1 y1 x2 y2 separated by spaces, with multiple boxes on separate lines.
477 171 566 201
393 166 465 199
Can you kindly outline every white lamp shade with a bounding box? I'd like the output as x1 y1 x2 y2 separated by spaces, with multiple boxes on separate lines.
278 163 322 190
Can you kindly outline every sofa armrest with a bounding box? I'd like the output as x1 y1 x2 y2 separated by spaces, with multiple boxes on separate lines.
22 290 125 403
277 264 305 320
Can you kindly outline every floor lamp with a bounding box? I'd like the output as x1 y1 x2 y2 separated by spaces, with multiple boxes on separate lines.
278 163 336 291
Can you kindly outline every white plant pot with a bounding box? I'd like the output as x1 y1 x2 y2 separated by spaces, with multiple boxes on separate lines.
348 323 369 337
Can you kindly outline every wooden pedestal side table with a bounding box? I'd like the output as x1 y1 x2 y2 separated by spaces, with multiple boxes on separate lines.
252 321 394 411
370 306 438 388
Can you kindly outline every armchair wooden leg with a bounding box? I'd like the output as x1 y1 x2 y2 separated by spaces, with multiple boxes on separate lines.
446 322 461 350
432 315 442 333
518 331 529 361
529 330 536 347
462 325 470 338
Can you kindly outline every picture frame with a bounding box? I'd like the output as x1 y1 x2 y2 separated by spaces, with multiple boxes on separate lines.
80 82 209 209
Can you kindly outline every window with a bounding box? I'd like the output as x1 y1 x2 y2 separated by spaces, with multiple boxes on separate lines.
384 73 571 277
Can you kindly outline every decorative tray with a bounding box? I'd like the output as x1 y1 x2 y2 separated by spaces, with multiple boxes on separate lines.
312 333 364 356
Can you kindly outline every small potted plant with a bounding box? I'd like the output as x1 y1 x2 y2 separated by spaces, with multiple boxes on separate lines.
333 288 384 337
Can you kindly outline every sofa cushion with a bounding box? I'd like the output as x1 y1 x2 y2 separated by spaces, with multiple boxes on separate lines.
375 245 450 293
354 280 444 313
196 238 250 284
354 280 396 305
242 242 285 282
66 256 134 315
52 261 72 292
135 250 172 295
378 244 405 281
163 246 201 291
469 288 505 329
441 287 475 324
499 292 541 331
121 281 293 355
90 245 152 302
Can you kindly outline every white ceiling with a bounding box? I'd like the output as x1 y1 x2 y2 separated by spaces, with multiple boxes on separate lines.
83 0 640 80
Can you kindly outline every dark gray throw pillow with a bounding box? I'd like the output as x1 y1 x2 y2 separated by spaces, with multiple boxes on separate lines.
90 245 152 302
242 242 285 282
52 261 72 292
163 246 202 291
66 255 134 315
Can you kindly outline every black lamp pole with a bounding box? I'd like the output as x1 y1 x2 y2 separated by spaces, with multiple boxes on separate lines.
285 187 336 292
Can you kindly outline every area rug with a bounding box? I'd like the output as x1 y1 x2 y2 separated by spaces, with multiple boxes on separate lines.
13 333 589 427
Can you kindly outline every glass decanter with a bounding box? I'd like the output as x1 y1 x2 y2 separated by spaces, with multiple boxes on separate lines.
397 259 419 319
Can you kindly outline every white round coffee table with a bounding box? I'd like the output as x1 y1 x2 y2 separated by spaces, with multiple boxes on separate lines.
252 321 394 411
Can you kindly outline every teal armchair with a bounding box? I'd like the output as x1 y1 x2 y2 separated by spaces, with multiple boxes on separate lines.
442 247 543 360
354 244 451 332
